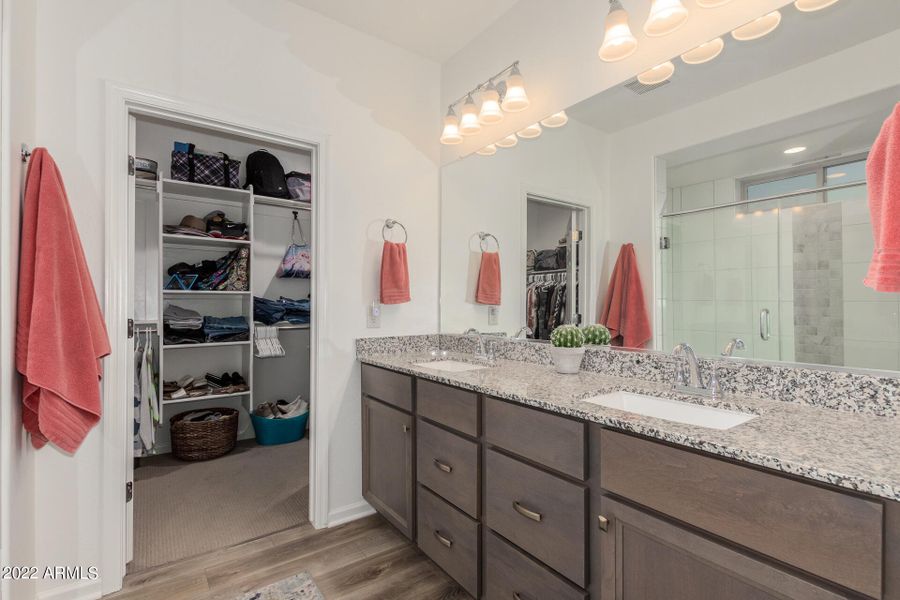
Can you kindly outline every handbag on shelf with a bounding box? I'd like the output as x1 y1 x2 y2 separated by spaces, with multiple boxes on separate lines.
276 212 311 279
171 142 240 188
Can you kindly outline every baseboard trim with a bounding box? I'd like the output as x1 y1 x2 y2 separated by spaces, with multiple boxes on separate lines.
37 579 102 600
327 500 375 527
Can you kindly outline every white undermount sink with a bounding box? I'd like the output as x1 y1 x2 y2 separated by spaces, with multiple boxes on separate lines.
416 360 489 373
581 391 756 430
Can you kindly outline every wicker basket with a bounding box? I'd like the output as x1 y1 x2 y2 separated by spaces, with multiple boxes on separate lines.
170 408 239 461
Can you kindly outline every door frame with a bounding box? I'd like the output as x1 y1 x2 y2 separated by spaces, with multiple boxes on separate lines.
101 83 331 595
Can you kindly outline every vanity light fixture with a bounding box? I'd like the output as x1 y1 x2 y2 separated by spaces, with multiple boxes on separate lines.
501 64 530 112
783 146 807 154
517 123 543 139
476 144 498 156
638 61 676 85
794 0 840 11
459 95 482 136
540 111 569 128
440 107 463 145
731 10 782 41
644 0 689 37
696 0 732 6
495 134 519 148
680 37 724 64
479 83 504 125
599 0 638 62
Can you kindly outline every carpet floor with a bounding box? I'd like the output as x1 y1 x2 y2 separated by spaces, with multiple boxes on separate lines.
131 438 309 572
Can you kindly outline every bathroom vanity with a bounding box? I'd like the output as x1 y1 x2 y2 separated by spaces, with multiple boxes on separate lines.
359 346 900 600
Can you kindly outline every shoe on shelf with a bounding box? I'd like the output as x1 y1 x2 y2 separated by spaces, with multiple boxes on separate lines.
276 395 308 418
254 403 277 419
231 372 246 386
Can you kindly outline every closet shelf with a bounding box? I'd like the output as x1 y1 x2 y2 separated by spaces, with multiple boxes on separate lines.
163 340 252 350
162 233 251 248
254 195 312 210
162 290 251 297
161 178 251 203
135 179 158 191
162 391 251 405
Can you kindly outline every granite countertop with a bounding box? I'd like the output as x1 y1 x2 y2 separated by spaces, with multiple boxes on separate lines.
358 350 900 502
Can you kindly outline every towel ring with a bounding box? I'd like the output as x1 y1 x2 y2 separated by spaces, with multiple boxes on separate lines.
383 219 408 243
478 232 500 252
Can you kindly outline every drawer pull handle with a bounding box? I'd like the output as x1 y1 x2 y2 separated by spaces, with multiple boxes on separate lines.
598 515 609 532
433 530 453 548
433 458 453 473
513 501 542 522
402 424 410 433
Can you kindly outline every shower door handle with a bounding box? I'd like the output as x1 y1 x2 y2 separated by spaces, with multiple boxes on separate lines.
759 308 771 341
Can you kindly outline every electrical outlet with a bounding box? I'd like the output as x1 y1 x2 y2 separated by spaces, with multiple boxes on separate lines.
367 301 382 328
488 305 499 326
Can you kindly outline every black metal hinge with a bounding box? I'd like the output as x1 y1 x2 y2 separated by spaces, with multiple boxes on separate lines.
126 481 133 503
128 155 135 175
127 318 134 339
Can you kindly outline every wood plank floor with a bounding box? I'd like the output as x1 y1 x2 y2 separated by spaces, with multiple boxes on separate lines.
105 514 471 600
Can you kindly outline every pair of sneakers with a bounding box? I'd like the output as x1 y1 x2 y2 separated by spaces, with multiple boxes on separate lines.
254 396 308 419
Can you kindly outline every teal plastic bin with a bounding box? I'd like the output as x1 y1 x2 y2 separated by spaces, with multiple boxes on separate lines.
250 411 308 445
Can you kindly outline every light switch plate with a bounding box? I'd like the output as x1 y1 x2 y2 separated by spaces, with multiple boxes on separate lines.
488 305 499 326
367 301 382 328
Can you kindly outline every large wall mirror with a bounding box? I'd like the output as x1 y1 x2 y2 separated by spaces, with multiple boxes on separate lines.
439 0 900 373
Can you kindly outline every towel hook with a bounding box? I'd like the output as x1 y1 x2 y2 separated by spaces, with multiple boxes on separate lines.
383 219 408 243
21 143 32 163
478 232 500 252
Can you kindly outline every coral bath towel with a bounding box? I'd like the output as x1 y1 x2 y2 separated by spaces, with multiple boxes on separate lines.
380 241 410 304
16 148 110 453
475 251 501 305
865 102 900 292
599 243 651 349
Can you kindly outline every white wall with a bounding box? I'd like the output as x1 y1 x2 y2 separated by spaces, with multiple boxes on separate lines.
1 0 37 598
440 119 608 335
27 1 440 598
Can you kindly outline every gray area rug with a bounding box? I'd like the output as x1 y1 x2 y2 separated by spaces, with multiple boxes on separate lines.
238 572 324 600
132 439 309 571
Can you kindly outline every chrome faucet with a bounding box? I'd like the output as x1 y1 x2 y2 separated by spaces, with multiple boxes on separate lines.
672 342 712 397
464 328 494 363
513 326 533 340
721 338 745 357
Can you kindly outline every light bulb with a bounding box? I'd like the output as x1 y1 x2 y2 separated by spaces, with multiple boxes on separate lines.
637 61 675 85
732 11 782 41
680 37 724 64
517 123 542 139
479 85 504 125
495 134 518 148
501 66 530 112
599 0 638 62
794 0 839 11
439 109 462 145
540 111 569 128
476 144 497 156
644 0 689 37
696 0 732 6
459 95 481 136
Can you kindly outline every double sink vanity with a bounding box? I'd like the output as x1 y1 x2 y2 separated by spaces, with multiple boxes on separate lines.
358 336 900 600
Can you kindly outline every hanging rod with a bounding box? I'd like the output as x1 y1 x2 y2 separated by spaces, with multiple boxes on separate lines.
661 179 867 218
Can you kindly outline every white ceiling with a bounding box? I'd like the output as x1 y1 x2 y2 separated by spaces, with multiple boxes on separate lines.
284 0 523 62
569 0 900 133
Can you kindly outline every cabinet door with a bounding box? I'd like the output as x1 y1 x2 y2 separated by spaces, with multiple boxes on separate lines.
362 396 414 539
596 496 846 600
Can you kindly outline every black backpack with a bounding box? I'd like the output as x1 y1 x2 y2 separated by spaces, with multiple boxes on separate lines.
245 149 289 198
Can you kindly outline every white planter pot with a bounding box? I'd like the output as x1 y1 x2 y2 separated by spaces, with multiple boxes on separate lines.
550 346 586 374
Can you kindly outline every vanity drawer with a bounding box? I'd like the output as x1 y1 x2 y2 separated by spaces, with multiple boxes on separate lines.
417 379 479 437
417 419 479 517
417 485 480 598
484 448 587 587
361 364 412 412
600 430 884 599
483 530 587 600
484 396 586 480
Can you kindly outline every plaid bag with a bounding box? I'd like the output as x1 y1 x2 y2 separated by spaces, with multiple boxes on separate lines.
171 143 240 188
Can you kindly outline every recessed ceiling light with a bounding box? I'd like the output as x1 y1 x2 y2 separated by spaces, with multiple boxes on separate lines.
827 172 847 179
732 10 782 41
784 146 807 154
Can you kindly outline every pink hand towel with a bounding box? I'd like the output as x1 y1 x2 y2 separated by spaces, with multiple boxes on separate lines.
17 148 111 453
475 251 501 305
380 241 410 304
865 102 900 292
599 243 651 349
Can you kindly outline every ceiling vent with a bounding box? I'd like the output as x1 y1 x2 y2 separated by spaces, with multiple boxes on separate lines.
624 78 670 95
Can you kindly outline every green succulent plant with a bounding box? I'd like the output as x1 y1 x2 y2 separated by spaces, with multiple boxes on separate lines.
550 325 585 348
581 324 611 346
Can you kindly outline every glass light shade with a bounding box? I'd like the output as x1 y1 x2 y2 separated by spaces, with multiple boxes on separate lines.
794 0 839 11
476 144 497 156
696 0 732 6
643 0 689 37
439 113 463 145
680 37 724 64
731 11 782 41
459 96 482 136
599 6 638 62
479 88 504 125
501 70 530 112
517 123 542 139
637 61 675 85
540 111 569 128
495 134 518 148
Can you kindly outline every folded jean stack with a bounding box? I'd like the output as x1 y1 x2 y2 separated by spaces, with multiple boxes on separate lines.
163 304 250 345
254 296 310 325
165 247 249 292
203 315 250 343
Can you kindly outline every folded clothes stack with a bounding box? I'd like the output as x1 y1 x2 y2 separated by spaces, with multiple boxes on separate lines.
163 210 248 240
163 304 205 344
163 372 249 400
203 315 250 343
253 296 310 325
165 247 249 292
253 395 308 419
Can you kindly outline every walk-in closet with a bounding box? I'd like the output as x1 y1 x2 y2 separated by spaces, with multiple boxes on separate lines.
128 114 314 571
